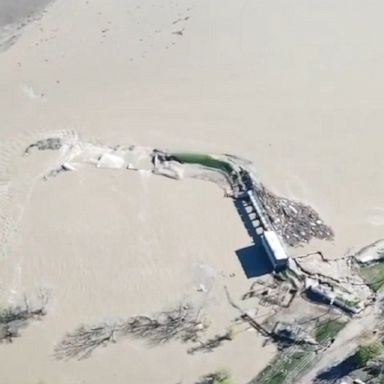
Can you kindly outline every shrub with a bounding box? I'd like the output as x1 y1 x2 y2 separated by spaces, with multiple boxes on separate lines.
354 342 383 368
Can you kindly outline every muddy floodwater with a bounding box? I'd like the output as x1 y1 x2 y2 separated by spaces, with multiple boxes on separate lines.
1 0 384 383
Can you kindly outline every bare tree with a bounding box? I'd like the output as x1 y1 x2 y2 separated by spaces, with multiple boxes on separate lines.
55 303 207 360
119 305 206 345
54 323 118 360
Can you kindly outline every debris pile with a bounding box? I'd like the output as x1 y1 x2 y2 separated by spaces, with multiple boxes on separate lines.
256 184 334 247
271 321 318 349
354 239 384 264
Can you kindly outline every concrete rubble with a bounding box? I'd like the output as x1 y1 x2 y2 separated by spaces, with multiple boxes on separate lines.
354 240 384 265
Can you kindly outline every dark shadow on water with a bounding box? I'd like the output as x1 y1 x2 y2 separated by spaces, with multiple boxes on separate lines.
233 198 260 241
236 243 273 278
315 355 357 383
233 197 273 278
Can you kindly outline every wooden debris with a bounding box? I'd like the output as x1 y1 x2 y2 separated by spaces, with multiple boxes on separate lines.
256 184 334 247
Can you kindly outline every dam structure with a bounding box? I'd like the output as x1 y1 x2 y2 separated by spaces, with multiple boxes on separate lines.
238 186 289 271
25 140 291 272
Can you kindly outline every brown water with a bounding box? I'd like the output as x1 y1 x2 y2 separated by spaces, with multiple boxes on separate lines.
1 0 384 382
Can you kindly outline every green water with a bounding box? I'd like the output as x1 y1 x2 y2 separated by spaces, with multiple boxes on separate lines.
172 153 233 174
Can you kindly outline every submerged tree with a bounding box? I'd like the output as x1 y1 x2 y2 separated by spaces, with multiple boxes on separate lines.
55 303 207 360
196 370 233 384
54 323 118 360
188 328 234 355
0 291 48 343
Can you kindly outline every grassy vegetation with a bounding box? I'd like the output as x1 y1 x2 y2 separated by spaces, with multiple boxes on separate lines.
359 262 384 291
335 296 360 310
354 341 384 368
212 378 233 384
172 153 234 174
280 268 305 282
315 319 346 343
212 376 233 384
253 350 316 384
